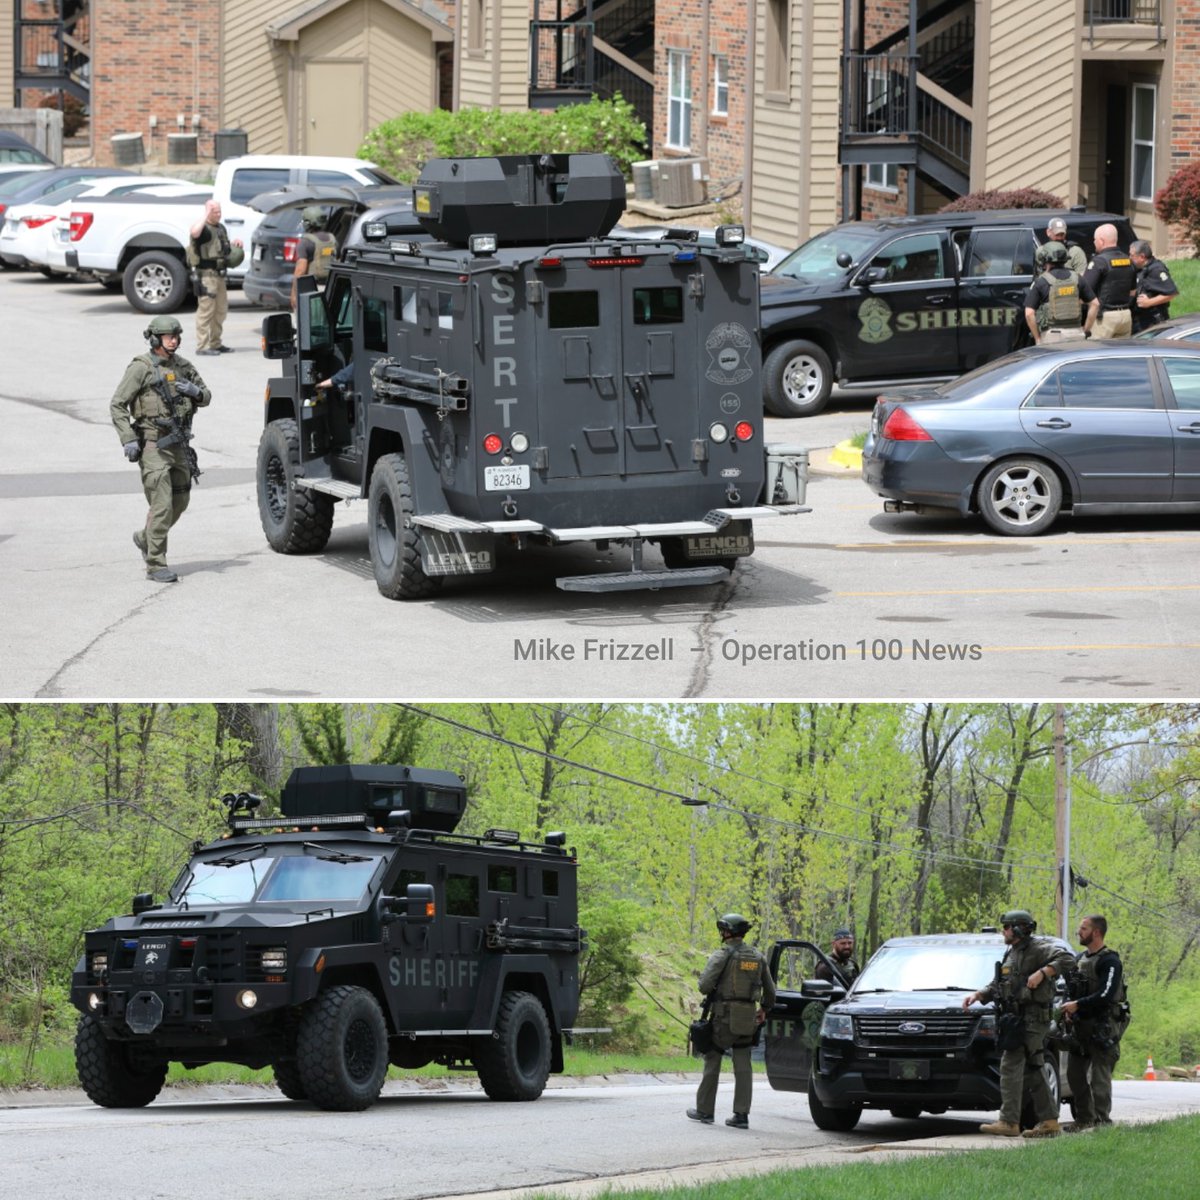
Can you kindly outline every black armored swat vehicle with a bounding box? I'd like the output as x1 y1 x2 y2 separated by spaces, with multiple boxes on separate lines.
70 765 585 1111
256 153 808 598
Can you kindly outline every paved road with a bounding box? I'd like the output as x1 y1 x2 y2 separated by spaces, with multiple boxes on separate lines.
2 1076 1198 1200
4 269 1200 699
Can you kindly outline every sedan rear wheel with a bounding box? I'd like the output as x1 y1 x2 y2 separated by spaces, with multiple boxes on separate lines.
977 458 1062 536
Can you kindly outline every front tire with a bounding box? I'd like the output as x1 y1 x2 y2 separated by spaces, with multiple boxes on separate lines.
123 249 189 313
763 339 833 417
473 991 552 1101
977 458 1063 536
257 418 335 553
272 1059 308 1102
807 1079 863 1131
295 985 389 1112
367 452 441 600
74 1015 167 1108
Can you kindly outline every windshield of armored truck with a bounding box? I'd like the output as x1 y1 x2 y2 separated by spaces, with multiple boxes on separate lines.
172 850 382 906
771 227 880 281
856 942 1002 993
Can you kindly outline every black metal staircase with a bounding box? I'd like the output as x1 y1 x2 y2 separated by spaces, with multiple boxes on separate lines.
13 0 91 105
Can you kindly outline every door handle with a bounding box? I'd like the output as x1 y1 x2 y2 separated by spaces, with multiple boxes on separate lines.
1036 418 1071 429
1176 422 1200 433
926 295 951 306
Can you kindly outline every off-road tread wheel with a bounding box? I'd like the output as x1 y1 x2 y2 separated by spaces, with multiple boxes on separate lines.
74 1014 167 1108
257 418 335 554
763 339 834 418
295 985 389 1112
367 452 441 600
473 990 552 1102
976 457 1063 537
807 1077 863 1132
272 1059 308 1102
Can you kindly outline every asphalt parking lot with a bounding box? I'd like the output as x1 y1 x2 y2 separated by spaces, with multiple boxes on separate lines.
3 267 1200 700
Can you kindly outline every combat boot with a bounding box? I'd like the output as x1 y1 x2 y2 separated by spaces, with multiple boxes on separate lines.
1062 1120 1095 1134
148 566 179 583
686 1108 714 1125
133 530 148 562
979 1120 1021 1137
1022 1119 1061 1139
725 1113 749 1129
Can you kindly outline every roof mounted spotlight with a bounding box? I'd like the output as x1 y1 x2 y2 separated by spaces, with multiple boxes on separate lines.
222 792 262 825
484 827 521 844
545 831 567 847
469 233 498 256
715 224 745 246
362 220 387 241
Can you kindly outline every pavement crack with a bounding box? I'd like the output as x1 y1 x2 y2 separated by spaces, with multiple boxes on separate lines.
684 565 742 697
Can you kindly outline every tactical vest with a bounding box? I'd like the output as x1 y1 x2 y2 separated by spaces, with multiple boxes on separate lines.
1076 947 1126 1008
1042 269 1083 328
1075 946 1129 1044
1094 248 1135 310
306 231 338 280
128 355 188 426
187 222 231 271
718 942 768 1003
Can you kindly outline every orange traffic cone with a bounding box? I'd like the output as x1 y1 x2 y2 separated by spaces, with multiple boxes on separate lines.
1143 1056 1156 1080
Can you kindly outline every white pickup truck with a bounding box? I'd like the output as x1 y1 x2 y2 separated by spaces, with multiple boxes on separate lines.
62 154 397 312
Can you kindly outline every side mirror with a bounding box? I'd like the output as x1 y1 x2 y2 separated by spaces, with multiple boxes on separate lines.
381 883 436 925
858 266 887 286
131 892 157 915
261 313 294 359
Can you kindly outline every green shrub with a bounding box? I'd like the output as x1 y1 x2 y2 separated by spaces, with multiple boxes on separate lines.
939 187 1065 212
360 96 647 183
1155 162 1200 255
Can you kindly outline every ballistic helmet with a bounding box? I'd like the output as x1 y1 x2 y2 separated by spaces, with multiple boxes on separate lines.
302 206 327 231
1001 909 1037 936
717 913 751 938
1039 241 1068 266
226 243 245 269
146 315 183 337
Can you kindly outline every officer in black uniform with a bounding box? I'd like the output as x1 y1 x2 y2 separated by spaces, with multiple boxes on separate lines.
1130 240 1179 333
1082 223 1135 339
1023 242 1099 344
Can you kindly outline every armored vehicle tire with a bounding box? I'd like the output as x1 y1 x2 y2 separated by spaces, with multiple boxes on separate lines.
257 419 335 554
368 453 442 600
295 984 389 1112
763 339 833 418
473 990 552 1102
976 457 1063 536
74 1014 168 1108
123 249 189 314
807 1080 863 1132
272 1059 309 1102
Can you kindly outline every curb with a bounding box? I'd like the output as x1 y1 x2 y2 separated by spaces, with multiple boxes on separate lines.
808 442 864 478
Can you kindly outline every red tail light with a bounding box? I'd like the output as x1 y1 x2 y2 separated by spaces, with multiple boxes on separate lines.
881 407 933 442
68 211 93 241
734 421 754 442
24 215 55 229
482 433 503 455
282 236 300 263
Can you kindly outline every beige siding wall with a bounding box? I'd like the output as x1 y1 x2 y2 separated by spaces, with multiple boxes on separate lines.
0 0 13 104
367 11 440 128
459 0 529 110
749 0 842 246
224 1 293 156
978 1 1074 198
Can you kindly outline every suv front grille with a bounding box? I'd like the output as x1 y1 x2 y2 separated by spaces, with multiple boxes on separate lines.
854 1012 977 1048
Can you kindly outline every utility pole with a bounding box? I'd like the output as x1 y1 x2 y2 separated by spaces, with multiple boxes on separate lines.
1053 704 1071 940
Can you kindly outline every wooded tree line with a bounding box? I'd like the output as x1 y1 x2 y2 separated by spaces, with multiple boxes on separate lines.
1 702 1196 1060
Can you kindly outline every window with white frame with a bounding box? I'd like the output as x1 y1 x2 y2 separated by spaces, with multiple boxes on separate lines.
712 55 729 116
1131 84 1156 202
667 50 692 149
864 63 898 191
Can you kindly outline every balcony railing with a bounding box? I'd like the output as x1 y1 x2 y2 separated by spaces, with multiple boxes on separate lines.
1085 1 1162 39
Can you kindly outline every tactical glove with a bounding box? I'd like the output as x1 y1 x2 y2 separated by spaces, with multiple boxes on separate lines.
123 440 141 462
174 379 203 400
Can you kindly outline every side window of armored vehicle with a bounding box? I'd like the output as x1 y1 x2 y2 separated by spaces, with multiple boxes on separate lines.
542 870 559 897
774 945 822 991
330 279 355 339
965 228 1037 278
395 285 418 325
633 286 684 324
229 167 290 205
446 872 480 917
437 290 454 330
393 867 427 893
868 233 946 283
548 290 600 329
488 864 517 893
363 295 388 352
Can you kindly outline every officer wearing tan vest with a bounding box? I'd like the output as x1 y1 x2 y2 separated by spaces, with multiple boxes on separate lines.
1024 242 1099 344
188 199 243 355
688 913 776 1129
291 207 339 311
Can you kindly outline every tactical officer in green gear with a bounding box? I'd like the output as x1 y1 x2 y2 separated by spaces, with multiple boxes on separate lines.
688 914 776 1129
291 206 339 311
110 316 211 583
1060 914 1129 1131
963 910 1074 1139
1024 241 1099 344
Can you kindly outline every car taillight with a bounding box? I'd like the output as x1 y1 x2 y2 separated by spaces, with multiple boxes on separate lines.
69 211 93 241
282 237 300 263
24 215 55 229
881 408 933 442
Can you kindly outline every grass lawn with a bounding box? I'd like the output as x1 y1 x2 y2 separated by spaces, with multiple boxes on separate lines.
1166 257 1200 315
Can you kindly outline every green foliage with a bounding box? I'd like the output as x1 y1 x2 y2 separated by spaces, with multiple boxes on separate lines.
1164 257 1200 316
577 899 647 1049
359 96 648 183
1155 162 1200 255
939 188 1065 212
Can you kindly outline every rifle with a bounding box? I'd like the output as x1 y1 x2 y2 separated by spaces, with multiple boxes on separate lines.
991 957 1026 1050
150 366 202 484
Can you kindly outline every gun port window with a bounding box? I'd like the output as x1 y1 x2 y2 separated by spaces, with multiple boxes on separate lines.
548 290 600 329
488 864 517 893
446 873 480 917
632 286 684 325
542 870 559 897
438 290 454 330
395 285 418 324
363 296 388 352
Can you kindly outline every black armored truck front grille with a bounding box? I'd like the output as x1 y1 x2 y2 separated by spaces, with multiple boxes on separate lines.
854 1012 977 1049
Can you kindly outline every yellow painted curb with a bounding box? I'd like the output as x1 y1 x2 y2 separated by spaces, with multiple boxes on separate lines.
829 439 863 470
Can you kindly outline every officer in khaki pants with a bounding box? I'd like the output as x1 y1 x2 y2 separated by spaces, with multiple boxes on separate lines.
688 914 776 1129
1082 224 1135 340
188 199 243 354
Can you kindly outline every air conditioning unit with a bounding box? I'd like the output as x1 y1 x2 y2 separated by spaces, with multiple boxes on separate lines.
653 158 708 207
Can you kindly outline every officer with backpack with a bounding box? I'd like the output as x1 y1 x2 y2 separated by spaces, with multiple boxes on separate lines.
1024 241 1099 344
687 913 776 1129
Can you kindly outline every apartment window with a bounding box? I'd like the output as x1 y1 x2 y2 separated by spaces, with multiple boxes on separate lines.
469 0 485 52
667 50 692 149
766 0 790 94
866 162 899 191
864 63 898 191
1131 84 1156 201
712 55 729 116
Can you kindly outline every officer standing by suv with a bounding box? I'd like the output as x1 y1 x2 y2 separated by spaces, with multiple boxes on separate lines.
1035 216 1088 274
962 910 1074 1139
1060 914 1129 1131
688 914 776 1130
1024 241 1099 344
111 316 211 583
1130 240 1179 333
290 206 339 311
1082 224 1136 339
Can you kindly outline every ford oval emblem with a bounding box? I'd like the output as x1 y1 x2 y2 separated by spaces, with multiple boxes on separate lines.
897 1021 926 1035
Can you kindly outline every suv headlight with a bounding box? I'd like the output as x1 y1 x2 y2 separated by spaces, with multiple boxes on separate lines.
260 948 287 973
975 1013 997 1038
820 1012 854 1040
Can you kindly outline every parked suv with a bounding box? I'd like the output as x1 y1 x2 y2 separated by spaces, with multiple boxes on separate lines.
761 209 1137 416
764 932 1072 1131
